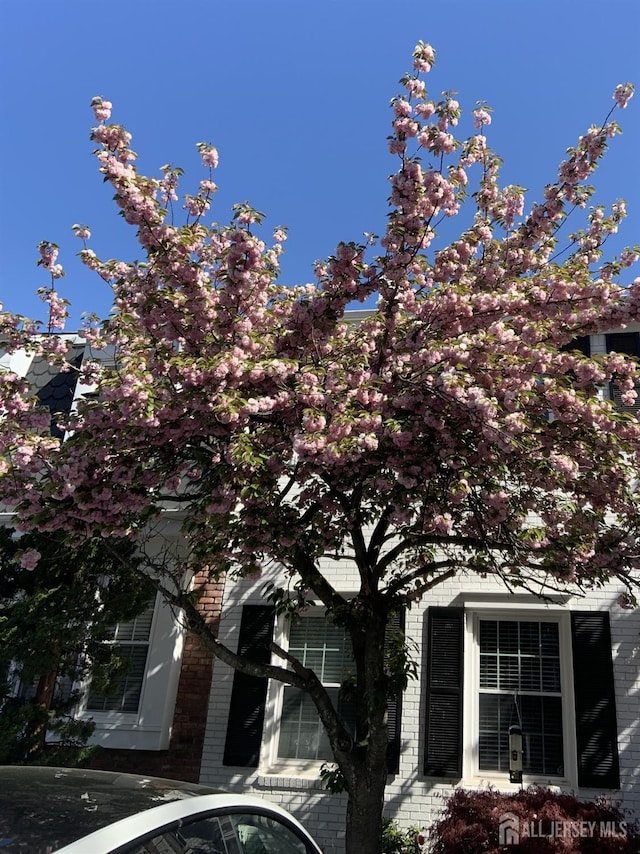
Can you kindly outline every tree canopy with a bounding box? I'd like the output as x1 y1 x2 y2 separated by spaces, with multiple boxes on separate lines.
0 42 638 854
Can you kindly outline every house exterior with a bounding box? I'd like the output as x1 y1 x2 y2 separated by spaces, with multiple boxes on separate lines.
2 325 640 852
198 569 639 853
195 325 640 852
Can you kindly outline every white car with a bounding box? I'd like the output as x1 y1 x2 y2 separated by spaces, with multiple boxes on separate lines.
0 765 323 853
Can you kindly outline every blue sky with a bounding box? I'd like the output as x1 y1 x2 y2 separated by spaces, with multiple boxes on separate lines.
1 0 639 329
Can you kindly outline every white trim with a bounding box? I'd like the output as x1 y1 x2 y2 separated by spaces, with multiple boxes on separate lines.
461 593 572 610
0 347 34 376
262 610 290 772
462 605 577 789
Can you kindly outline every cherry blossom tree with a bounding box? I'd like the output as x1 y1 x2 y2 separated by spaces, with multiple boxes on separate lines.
1 43 639 854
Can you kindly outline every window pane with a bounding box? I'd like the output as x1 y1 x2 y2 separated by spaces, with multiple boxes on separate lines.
113 607 154 642
479 620 560 693
479 620 497 653
519 622 539 656
278 685 355 761
521 695 564 775
87 645 149 713
540 622 559 656
498 622 519 655
520 656 541 692
479 693 510 772
279 687 331 760
277 617 357 761
479 653 498 688
126 814 235 854
288 620 353 685
478 618 564 778
87 601 155 714
541 657 561 692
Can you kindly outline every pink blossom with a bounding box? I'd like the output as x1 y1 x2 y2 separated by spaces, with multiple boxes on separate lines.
432 513 454 534
393 117 419 138
199 179 218 195
37 241 59 269
412 41 435 72
393 99 412 118
37 289 68 330
183 195 211 217
414 101 435 119
72 223 91 240
404 78 426 98
473 108 492 129
91 95 112 122
617 592 636 610
449 167 468 186
613 82 634 109
388 138 407 155
20 549 41 571
434 131 456 154
197 142 219 168
621 249 639 267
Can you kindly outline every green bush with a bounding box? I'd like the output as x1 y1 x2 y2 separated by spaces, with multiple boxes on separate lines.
382 818 424 854
0 691 97 765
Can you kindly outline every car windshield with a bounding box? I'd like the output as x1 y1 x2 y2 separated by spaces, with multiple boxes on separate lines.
0 765 221 853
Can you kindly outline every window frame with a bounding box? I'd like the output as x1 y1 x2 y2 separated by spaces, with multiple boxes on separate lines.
262 606 355 775
85 601 156 716
75 592 187 750
462 604 578 787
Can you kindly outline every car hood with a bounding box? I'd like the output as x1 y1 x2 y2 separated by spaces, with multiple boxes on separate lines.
0 765 224 852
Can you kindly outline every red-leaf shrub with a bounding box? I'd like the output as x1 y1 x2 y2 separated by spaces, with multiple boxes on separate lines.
428 786 639 853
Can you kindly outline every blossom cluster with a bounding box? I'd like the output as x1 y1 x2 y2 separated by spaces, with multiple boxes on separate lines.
0 43 638 612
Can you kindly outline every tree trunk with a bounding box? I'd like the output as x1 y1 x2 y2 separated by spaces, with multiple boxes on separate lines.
25 665 58 756
341 603 391 854
344 767 387 854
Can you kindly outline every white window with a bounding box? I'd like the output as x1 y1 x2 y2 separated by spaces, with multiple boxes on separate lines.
464 608 575 784
267 613 355 766
86 605 154 714
77 593 186 751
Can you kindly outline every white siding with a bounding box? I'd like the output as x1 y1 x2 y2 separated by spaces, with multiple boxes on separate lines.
200 562 640 854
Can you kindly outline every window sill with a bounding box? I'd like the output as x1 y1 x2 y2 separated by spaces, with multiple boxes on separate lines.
460 774 570 791
256 773 327 792
78 711 142 727
260 760 325 778
76 711 168 750
256 759 334 789
258 760 400 787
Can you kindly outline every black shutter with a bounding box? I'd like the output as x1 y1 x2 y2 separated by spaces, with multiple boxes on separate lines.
605 333 640 415
561 336 591 357
385 609 405 775
605 332 640 357
424 607 464 778
223 605 275 767
571 611 620 788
